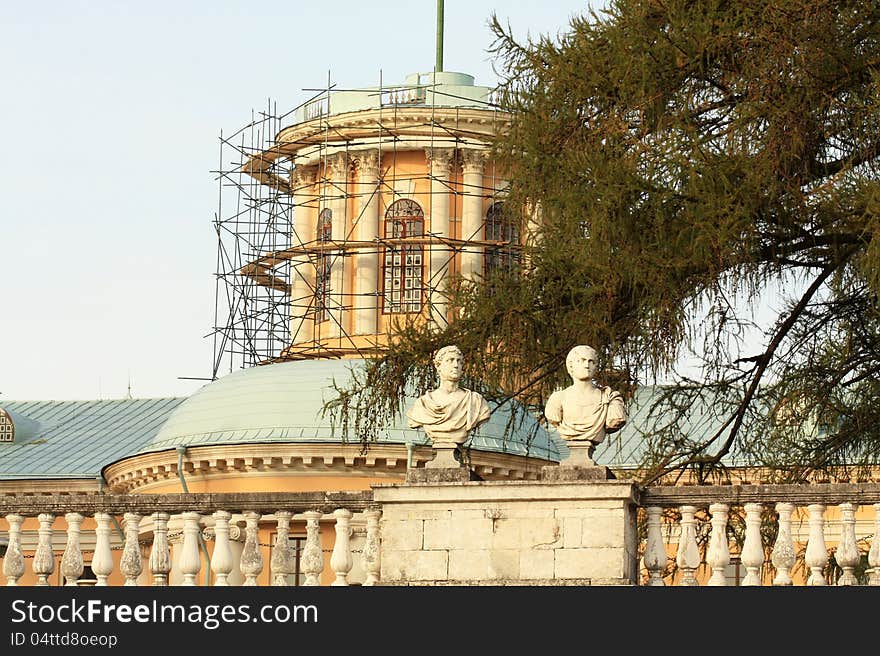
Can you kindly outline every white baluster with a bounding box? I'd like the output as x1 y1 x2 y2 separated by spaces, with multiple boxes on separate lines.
33 513 55 586
361 509 381 586
179 512 203 586
805 503 828 586
675 505 700 586
707 503 730 586
240 511 263 586
270 511 294 586
92 513 114 586
120 512 143 586
3 514 25 586
741 503 764 586
211 510 233 586
301 511 324 586
771 502 796 586
330 508 354 586
149 512 171 586
869 503 880 586
836 502 860 586
643 506 666 586
61 512 84 586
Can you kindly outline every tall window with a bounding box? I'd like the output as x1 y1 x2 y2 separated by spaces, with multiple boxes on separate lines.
484 202 520 275
382 199 424 314
316 208 332 322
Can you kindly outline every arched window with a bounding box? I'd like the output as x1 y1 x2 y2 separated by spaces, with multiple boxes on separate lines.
316 208 332 322
484 202 520 275
382 199 424 314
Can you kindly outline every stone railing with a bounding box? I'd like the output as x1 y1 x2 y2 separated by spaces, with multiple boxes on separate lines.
638 483 880 586
3 482 880 587
0 492 378 587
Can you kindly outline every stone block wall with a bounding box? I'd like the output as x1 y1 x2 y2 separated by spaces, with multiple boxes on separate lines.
372 480 640 585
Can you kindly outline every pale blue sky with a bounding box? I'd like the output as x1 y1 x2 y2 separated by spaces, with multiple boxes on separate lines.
0 1 599 400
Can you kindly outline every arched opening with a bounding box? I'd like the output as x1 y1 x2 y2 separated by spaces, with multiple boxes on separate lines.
382 199 424 314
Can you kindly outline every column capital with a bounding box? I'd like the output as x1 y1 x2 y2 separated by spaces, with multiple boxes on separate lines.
326 152 350 179
461 148 487 175
425 147 455 174
292 165 317 188
356 149 380 178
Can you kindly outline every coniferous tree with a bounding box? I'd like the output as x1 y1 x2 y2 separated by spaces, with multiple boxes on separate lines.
326 0 880 485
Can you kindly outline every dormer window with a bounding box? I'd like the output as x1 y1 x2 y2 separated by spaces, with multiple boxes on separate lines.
0 408 13 442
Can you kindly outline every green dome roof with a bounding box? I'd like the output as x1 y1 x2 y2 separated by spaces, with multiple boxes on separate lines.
144 359 563 461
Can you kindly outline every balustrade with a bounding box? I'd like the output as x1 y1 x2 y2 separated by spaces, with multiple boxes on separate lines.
640 483 880 586
0 493 377 587
2 485 879 587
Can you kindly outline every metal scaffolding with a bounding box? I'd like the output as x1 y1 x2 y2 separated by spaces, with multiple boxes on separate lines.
211 73 514 380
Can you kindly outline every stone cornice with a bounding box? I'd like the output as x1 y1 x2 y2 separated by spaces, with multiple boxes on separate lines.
99 442 558 494
103 443 413 494
275 107 511 155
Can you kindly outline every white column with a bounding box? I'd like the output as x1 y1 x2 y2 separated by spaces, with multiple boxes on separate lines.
675 505 700 586
3 514 25 586
149 512 171 586
869 503 880 586
741 503 764 586
239 512 263 586
120 512 143 586
771 502 796 586
211 510 233 586
270 511 294 586
836 502 860 586
33 513 55 586
301 511 324 586
354 150 380 336
361 509 381 586
330 508 353 586
92 512 114 586
706 503 730 586
643 506 666 586
61 512 84 586
326 153 348 339
179 511 202 586
805 503 828 586
460 149 485 283
425 147 454 328
291 166 317 345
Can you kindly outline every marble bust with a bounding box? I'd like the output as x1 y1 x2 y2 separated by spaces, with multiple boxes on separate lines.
406 345 491 448
545 345 627 465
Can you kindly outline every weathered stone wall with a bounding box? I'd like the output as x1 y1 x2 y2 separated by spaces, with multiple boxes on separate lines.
372 480 640 585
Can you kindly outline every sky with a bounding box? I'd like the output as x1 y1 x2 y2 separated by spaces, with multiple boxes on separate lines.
0 1 600 401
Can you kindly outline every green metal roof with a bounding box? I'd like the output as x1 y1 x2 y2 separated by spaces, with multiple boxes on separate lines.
0 365 735 481
0 398 184 480
147 359 566 462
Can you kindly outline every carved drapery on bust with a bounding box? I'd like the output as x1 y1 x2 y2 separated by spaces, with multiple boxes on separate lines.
406 345 490 445
545 345 627 449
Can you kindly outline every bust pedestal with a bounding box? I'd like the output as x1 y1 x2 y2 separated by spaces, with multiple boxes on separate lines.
405 441 475 483
541 442 615 481
426 441 460 469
